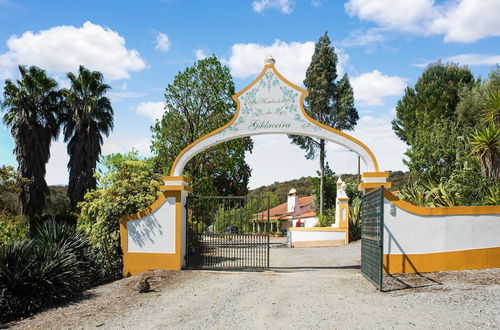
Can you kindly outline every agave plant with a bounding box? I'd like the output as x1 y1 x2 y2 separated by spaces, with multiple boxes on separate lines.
484 186 500 205
0 219 88 322
398 181 427 206
424 182 458 207
482 89 500 125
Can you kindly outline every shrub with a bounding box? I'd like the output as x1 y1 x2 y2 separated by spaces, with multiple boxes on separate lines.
349 197 361 241
0 220 88 323
0 216 28 246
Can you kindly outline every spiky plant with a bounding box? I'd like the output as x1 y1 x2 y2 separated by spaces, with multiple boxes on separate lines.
63 66 114 209
1 66 62 235
469 125 500 179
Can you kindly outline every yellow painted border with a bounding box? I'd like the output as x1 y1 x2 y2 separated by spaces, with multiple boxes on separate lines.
120 190 183 276
361 171 389 178
169 63 380 176
292 240 345 248
160 185 193 192
384 189 500 216
162 176 191 183
289 227 347 232
359 182 392 189
384 247 500 273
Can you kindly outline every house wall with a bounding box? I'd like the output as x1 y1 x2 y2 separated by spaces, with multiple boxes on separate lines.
292 216 318 228
288 227 347 247
383 190 500 273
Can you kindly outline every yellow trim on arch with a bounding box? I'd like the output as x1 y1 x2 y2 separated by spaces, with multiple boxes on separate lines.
269 65 380 172
359 182 392 190
383 189 500 215
361 171 389 178
160 185 193 192
162 176 191 183
169 62 380 176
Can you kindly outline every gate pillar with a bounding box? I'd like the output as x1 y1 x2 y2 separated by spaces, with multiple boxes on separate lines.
120 176 191 276
358 172 391 194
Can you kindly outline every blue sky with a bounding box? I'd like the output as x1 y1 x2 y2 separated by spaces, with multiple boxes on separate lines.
0 0 499 189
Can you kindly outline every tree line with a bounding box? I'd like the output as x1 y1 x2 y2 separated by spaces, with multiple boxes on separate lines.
394 63 499 206
1 65 113 234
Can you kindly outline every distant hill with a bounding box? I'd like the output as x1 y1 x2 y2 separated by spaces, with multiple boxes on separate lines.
248 171 409 204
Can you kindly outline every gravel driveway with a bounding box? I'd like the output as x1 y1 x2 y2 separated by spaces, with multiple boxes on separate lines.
8 240 500 329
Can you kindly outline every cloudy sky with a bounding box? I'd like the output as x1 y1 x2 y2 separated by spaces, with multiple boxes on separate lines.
0 0 499 189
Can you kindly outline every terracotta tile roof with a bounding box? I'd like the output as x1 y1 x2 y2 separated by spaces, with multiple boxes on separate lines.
295 211 316 219
253 196 315 221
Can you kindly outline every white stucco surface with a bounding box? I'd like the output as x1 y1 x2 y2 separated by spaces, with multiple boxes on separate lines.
127 197 176 253
288 230 345 243
292 217 318 228
172 65 376 176
383 199 500 255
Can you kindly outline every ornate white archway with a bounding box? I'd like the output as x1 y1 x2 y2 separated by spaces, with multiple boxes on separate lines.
170 57 380 178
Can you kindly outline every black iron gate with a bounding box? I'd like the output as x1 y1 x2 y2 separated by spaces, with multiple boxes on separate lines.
185 196 270 271
361 187 385 290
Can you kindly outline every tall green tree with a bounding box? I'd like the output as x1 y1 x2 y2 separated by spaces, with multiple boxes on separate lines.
1 65 62 234
392 62 475 145
150 56 253 196
63 65 114 209
289 32 358 215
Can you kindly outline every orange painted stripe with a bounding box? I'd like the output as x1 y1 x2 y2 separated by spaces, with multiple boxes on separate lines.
361 171 389 178
384 247 500 274
384 190 500 215
162 176 192 183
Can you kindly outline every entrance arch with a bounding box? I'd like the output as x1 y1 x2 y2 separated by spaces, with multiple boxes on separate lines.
120 57 391 276
170 57 379 177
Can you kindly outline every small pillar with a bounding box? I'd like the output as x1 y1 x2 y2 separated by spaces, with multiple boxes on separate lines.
333 177 349 229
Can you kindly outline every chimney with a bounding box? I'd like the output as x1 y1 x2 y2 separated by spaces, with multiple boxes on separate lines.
287 188 299 213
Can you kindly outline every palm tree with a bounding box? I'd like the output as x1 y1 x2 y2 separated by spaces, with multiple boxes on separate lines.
469 125 500 179
63 65 114 209
1 65 62 234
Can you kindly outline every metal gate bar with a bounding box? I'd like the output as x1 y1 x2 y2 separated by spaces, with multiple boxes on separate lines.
361 187 385 290
186 196 270 271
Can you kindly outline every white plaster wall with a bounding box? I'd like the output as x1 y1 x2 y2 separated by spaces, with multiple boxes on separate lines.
383 199 500 255
292 217 318 228
127 197 176 253
289 230 345 242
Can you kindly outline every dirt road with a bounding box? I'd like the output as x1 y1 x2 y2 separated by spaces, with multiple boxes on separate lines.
10 240 500 329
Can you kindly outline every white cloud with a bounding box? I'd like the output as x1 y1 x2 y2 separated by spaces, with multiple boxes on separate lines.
229 40 315 85
416 53 500 68
155 32 171 52
345 0 436 34
252 0 294 14
136 101 165 122
229 39 350 86
195 49 207 60
108 91 147 102
341 28 388 47
351 70 407 106
0 21 146 81
246 115 407 189
345 0 500 43
431 0 500 43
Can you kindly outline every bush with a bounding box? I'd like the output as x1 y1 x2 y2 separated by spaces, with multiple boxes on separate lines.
0 216 28 246
0 219 88 323
349 197 361 241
